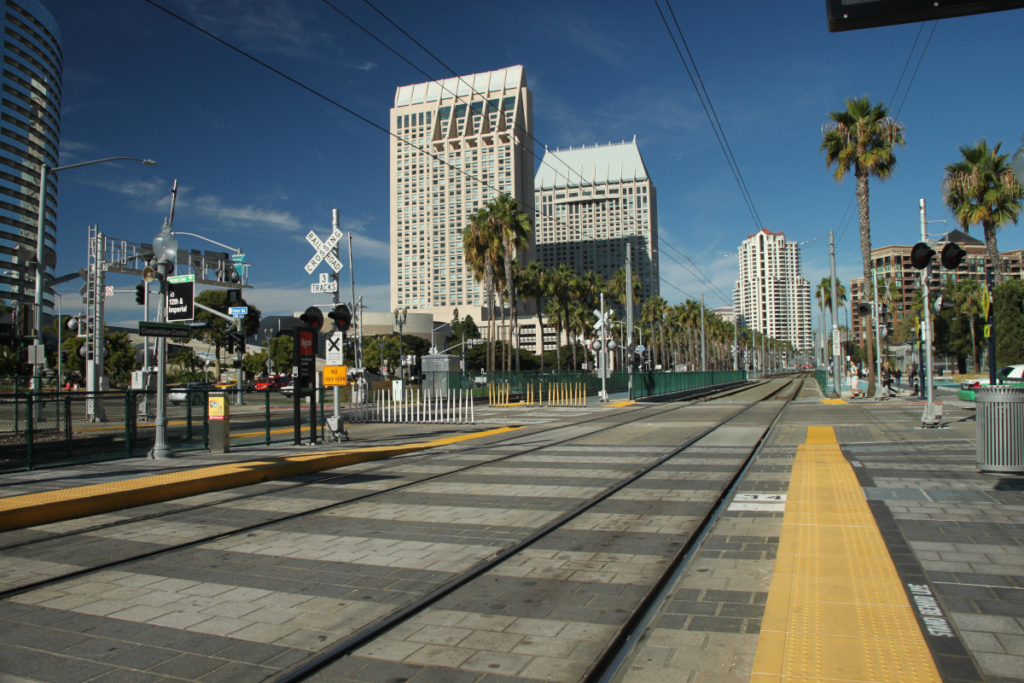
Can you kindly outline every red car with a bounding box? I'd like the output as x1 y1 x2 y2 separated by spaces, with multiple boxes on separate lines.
255 376 291 391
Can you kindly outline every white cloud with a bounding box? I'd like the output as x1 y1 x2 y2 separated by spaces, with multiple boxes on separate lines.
353 61 378 71
187 195 304 233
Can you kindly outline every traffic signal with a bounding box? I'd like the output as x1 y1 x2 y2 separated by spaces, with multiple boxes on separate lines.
328 304 353 333
940 242 967 270
17 303 32 339
300 306 324 331
135 282 146 305
226 289 242 305
910 242 935 270
219 263 240 284
933 295 956 315
235 331 246 354
60 350 67 364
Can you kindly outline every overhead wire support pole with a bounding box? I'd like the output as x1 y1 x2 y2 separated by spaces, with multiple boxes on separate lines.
333 209 342 438
829 230 842 397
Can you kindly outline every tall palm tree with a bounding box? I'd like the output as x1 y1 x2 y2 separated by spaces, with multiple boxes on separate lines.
486 195 532 372
546 264 576 371
463 208 498 371
943 139 1023 285
821 95 905 394
608 266 641 309
522 262 547 370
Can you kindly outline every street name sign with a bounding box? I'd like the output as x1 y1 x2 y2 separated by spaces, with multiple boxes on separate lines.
229 306 248 319
167 274 195 322
139 322 191 339
311 272 339 294
304 228 344 274
326 332 344 365
323 365 349 387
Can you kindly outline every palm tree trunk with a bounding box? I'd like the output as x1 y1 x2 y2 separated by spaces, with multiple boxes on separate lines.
536 298 544 371
983 220 1003 286
857 170 876 396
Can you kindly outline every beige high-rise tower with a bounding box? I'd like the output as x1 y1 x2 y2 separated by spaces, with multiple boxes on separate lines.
733 229 812 351
390 66 534 322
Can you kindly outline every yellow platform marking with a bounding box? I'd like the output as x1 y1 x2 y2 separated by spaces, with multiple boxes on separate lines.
751 426 941 683
603 401 636 408
821 398 848 405
0 426 519 533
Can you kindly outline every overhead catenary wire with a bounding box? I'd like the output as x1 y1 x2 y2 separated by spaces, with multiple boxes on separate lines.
894 20 938 120
660 239 733 303
652 0 764 233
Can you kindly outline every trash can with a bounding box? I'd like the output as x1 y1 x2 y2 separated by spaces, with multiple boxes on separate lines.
208 392 230 454
976 385 1024 475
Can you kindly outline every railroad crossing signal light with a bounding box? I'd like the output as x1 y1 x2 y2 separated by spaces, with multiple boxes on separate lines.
933 295 956 315
328 304 352 333
856 302 872 317
910 242 935 270
135 282 145 305
940 242 967 270
300 306 324 331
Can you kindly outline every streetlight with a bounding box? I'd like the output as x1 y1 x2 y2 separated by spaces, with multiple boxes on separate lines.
394 307 408 381
32 157 156 404
150 218 177 460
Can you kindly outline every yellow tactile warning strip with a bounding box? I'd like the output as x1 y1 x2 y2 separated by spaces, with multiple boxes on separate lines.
751 425 942 683
821 398 848 405
0 426 519 533
603 401 636 408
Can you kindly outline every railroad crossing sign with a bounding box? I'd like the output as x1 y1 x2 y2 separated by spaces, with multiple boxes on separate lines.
311 272 338 294
304 228 344 274
592 310 611 330
325 332 344 365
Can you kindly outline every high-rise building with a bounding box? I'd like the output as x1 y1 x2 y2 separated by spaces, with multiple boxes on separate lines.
0 0 61 313
848 230 1023 342
533 138 659 302
733 228 812 350
389 66 534 322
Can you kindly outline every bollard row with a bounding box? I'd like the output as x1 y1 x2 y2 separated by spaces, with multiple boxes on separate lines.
348 389 474 424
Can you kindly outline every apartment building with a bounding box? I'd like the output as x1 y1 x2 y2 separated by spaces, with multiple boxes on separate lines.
533 138 659 302
390 65 535 322
733 229 813 350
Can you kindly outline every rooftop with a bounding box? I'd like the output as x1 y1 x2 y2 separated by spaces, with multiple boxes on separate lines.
535 138 650 189
394 66 525 108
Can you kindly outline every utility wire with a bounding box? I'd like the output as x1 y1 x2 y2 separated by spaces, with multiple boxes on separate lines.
889 22 924 106
895 21 938 120
652 0 763 232
663 0 764 231
659 239 732 303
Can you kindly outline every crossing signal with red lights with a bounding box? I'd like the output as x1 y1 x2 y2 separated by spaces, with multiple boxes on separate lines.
940 243 967 270
910 242 936 270
328 304 352 333
135 282 146 305
300 306 324 331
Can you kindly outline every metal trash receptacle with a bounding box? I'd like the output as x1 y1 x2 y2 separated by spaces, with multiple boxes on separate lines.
976 385 1024 475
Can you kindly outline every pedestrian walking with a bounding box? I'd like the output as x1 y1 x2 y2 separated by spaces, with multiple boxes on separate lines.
894 367 902 393
908 365 918 396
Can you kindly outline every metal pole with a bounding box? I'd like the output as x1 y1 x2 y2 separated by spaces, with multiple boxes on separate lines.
625 243 634 397
151 267 171 458
829 230 842 397
56 294 61 390
600 292 607 401
873 266 883 400
235 317 244 406
32 163 48 413
987 268 996 385
700 292 707 372
920 199 938 424
333 210 341 430
733 319 738 372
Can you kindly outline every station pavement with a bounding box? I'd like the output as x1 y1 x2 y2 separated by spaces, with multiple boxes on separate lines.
0 385 1019 683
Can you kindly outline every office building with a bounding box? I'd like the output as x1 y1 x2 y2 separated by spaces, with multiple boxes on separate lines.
533 138 659 302
0 0 61 312
390 65 534 322
849 230 1023 341
733 228 812 350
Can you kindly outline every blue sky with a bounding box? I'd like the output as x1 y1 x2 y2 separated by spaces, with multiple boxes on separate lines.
43 0 1024 330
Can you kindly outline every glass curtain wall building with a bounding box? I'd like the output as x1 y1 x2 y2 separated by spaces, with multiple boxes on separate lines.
0 0 60 314
389 65 535 322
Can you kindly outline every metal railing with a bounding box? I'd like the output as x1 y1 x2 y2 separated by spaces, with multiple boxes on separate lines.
630 370 747 400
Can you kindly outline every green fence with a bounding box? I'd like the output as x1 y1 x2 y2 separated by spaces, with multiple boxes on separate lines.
630 370 747 400
0 386 340 474
815 369 830 396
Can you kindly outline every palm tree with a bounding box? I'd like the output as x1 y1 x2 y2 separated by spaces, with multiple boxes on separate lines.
546 264 576 371
951 279 984 373
943 139 1023 285
463 208 498 371
486 195 532 371
522 262 547 370
821 95 905 394
608 266 641 309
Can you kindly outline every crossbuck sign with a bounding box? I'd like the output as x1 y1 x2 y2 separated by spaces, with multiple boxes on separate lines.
305 228 344 274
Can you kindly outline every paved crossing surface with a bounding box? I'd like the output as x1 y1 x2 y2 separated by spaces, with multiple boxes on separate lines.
0 380 1018 683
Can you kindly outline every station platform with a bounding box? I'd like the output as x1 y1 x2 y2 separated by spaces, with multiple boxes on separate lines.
621 397 1023 683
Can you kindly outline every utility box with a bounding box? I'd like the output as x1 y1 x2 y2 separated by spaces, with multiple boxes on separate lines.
208 392 230 454
421 354 461 395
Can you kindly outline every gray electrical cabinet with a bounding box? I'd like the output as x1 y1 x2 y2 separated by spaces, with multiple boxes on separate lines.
421 354 462 395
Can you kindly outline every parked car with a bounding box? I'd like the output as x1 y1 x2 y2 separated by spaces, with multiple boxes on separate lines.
168 382 215 406
280 379 297 398
255 376 291 391
960 365 1024 391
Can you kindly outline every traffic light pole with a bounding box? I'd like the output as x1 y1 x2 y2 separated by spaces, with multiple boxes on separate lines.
920 199 940 426
829 230 842 397
872 266 883 401
333 209 341 433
